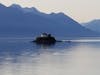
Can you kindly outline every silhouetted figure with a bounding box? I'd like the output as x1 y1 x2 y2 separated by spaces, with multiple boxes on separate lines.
48 34 51 37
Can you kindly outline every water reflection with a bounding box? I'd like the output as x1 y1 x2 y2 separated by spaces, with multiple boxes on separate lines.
33 41 56 49
0 38 100 75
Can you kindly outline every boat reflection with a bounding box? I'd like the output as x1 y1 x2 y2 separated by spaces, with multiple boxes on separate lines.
33 42 56 49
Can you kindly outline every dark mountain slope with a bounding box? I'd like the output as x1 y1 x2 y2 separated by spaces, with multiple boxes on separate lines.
0 4 99 37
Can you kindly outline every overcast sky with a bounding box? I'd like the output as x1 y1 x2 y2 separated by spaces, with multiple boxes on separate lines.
0 0 100 22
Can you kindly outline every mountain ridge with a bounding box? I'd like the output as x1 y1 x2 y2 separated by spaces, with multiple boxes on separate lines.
0 3 100 37
82 19 100 33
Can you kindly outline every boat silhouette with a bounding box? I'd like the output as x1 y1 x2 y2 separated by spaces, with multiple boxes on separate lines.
33 33 56 44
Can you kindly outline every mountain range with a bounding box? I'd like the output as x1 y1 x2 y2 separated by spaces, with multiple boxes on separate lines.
0 4 99 37
82 19 100 33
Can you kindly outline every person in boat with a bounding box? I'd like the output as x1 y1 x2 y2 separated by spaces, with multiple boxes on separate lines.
41 33 48 37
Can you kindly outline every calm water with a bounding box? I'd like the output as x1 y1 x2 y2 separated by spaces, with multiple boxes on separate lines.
0 37 100 75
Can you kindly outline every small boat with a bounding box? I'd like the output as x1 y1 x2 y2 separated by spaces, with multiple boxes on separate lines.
33 33 56 44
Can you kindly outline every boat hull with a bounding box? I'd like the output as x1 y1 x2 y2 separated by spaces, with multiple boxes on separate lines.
33 37 56 44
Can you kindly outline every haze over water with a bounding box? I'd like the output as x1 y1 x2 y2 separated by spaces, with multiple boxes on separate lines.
0 37 100 75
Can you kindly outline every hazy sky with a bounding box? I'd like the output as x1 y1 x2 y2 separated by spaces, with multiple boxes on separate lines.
0 0 100 22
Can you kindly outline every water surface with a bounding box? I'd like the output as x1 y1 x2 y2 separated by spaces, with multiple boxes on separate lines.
0 37 100 75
